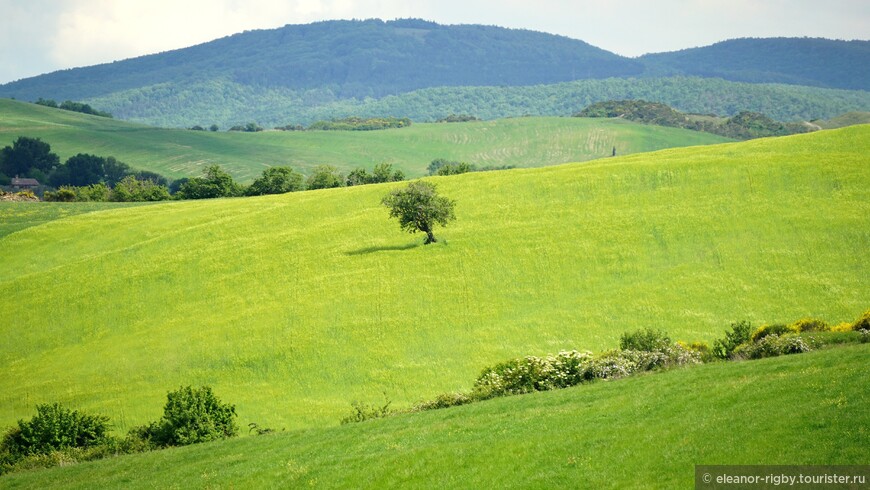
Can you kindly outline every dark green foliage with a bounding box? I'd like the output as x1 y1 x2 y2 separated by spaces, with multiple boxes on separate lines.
58 100 112 118
228 123 263 132
340 399 393 425
0 136 60 179
209 124 219 132
42 187 76 202
371 163 405 183
346 163 405 186
436 161 475 176
111 176 171 202
712 321 753 359
1 403 110 457
53 153 105 187
381 181 456 244
576 100 689 125
308 117 411 131
639 37 870 91
619 328 672 352
142 386 238 447
246 166 304 195
428 158 475 176
305 165 345 190
435 114 479 123
177 165 243 199
102 157 131 187
34 98 58 108
577 100 812 140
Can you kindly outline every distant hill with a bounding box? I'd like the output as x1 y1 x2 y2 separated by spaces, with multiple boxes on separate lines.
0 21 867 128
639 38 870 90
0 19 641 102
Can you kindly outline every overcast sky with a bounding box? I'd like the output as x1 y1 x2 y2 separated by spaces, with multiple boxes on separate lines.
1 0 867 84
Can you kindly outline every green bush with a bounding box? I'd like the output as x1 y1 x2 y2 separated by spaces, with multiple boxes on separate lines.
751 324 798 342
619 328 672 352
142 386 238 447
712 321 753 359
1 403 110 457
340 399 394 425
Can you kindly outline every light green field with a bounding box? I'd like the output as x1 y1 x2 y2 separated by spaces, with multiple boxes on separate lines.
3 344 868 488
0 98 732 181
0 126 867 435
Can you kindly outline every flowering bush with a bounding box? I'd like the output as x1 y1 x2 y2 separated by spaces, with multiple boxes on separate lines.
733 334 812 359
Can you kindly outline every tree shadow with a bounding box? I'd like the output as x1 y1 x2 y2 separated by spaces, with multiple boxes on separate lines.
345 242 422 256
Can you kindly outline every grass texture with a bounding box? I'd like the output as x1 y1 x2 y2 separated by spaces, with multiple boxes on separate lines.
2 344 867 488
0 98 731 181
0 126 867 435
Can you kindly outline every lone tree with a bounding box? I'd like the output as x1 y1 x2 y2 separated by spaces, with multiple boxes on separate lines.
381 181 456 244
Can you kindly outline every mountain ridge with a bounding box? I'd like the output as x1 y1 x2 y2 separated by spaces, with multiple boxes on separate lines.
1 19 867 128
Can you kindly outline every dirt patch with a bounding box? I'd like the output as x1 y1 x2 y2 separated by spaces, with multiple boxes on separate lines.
0 191 40 202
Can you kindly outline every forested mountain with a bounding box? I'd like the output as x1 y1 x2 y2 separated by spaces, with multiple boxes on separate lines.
639 38 870 90
0 19 641 102
84 77 870 128
1 20 867 128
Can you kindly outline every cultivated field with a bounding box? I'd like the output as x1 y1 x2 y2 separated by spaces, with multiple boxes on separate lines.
0 98 732 181
1 126 867 434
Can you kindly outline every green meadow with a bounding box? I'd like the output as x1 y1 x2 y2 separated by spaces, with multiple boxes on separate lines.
1 126 867 436
0 98 732 181
3 344 868 488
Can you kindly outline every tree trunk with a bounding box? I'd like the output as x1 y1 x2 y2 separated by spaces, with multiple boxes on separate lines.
424 229 437 244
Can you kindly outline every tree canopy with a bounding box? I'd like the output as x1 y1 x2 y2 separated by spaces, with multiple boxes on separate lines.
381 181 456 244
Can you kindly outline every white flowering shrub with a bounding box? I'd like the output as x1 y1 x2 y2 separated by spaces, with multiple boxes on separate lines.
733 334 812 359
472 351 595 399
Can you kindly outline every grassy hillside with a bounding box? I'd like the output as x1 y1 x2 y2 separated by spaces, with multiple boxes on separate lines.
3 344 868 488
0 98 731 181
0 126 867 435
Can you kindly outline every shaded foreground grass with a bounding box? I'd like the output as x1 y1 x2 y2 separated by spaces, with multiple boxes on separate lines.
0 98 731 181
3 344 867 488
0 126 867 434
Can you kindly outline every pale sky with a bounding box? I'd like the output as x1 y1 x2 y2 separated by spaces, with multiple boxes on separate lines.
0 0 867 84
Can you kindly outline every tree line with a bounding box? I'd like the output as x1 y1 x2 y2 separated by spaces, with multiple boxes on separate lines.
575 100 814 139
0 136 408 202
34 98 113 118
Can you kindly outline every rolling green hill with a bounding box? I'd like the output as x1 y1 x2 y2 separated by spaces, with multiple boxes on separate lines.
0 126 866 436
3 344 868 488
0 98 732 182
